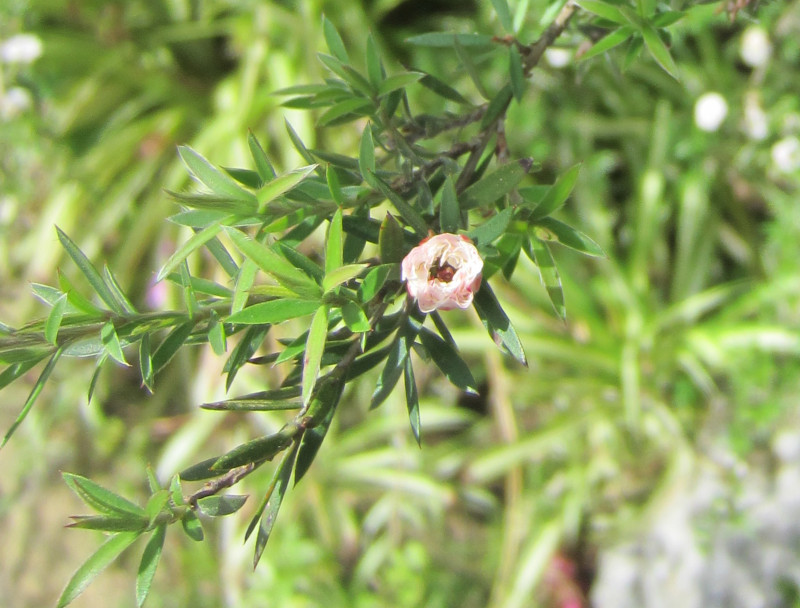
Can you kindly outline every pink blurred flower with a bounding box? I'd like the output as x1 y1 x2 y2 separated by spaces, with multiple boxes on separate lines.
401 233 483 313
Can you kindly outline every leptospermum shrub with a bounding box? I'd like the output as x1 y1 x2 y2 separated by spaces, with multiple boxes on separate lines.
0 2 734 605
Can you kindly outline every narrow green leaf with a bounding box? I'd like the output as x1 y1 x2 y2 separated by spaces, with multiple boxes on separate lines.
0 359 40 391
178 146 256 203
276 242 325 283
652 11 684 27
460 159 532 210
531 164 581 220
224 325 269 391
100 321 128 366
232 258 258 314
165 190 257 215
284 120 317 166
366 34 384 89
377 72 424 97
326 209 344 275
2 346 63 448
379 213 407 263
318 98 374 126
481 84 513 127
341 300 371 333
56 227 121 313
491 0 514 31
136 524 166 607
63 473 146 517
439 176 461 233
454 36 490 100
102 266 137 314
202 398 302 411
359 264 398 303
322 15 349 62
535 217 606 257
371 319 418 409
207 312 227 355
179 457 223 482
202 235 239 278
418 71 470 105
526 237 566 320
156 221 224 282
257 165 318 210
403 357 421 446
66 515 147 532
251 442 299 568
181 510 204 542
641 23 679 79
579 26 636 61
44 293 68 345
406 33 494 48
248 131 276 184
57 271 105 315
151 321 195 375
418 326 479 393
323 263 368 293
473 283 527 366
226 299 320 325
326 165 344 206
86 355 106 405
366 171 428 236
197 495 248 517
213 425 298 471
467 208 513 247
359 124 376 180
139 334 153 393
574 0 628 23
169 476 184 507
57 532 139 608
509 46 526 102
303 305 329 406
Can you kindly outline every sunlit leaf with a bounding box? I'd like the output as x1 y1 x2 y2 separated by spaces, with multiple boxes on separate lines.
473 283 527 366
531 164 581 220
460 159 533 210
418 326 478 393
526 237 566 320
62 473 146 518
178 146 256 203
303 305 329 406
226 299 320 325
196 495 248 517
136 524 166 607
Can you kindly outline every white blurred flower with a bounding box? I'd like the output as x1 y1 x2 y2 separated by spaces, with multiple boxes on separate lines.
742 92 768 140
771 136 800 173
545 48 571 69
740 26 772 68
401 233 483 313
0 33 43 64
0 86 33 120
694 92 728 132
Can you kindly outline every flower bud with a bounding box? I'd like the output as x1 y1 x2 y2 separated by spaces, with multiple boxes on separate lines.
401 233 483 313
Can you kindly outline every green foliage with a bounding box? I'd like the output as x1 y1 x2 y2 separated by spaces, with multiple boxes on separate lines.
2 0 799 606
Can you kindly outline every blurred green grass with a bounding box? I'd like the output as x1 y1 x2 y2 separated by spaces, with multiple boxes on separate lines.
1 1 800 606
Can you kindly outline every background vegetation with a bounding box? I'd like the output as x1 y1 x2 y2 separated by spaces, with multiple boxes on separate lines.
2 0 799 606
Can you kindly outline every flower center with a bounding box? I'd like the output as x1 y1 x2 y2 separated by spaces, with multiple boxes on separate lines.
429 261 456 283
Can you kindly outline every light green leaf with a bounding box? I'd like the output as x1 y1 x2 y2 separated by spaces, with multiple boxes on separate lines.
181 510 204 542
136 525 166 607
439 176 461 233
359 124 376 179
226 299 321 325
579 26 636 61
44 293 68 345
526 237 566 320
366 34 384 89
460 159 533 210
377 72 424 97
318 97 374 126
326 208 344 275
257 164 317 210
326 165 344 206
101 321 128 366
341 300 371 332
63 473 146 518
303 305 329 406
247 131 276 183
641 23 679 79
322 15 349 62
535 217 606 257
574 0 628 23
491 0 514 31
467 208 513 247
323 264 368 293
473 283 527 366
56 227 121 313
531 164 581 220
156 221 225 282
57 532 139 608
359 264 398 302
177 146 256 203
366 171 428 236
196 495 248 517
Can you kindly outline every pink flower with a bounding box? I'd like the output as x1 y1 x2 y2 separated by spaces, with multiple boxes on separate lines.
401 233 483 313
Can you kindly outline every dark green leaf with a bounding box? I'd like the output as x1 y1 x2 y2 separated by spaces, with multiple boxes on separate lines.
196 495 248 517
325 208 344 275
366 34 384 89
377 72 424 97
102 265 137 314
179 457 223 482
454 36 489 100
151 321 195 375
213 425 297 471
226 299 320 325
531 164 581 220
359 264 398 302
403 357 421 446
509 46 526 102
63 473 146 518
371 318 419 409
57 532 139 608
481 84 513 127
284 120 317 166
473 283 527 365
2 346 63 448
165 190 257 215
460 159 532 210
406 33 494 48
359 124 376 180
181 510 204 542
366 171 428 236
467 208 513 247
418 326 478 393
275 242 324 283
0 359 40 391
322 15 349 62
318 97 374 126
248 131 276 183
526 237 566 320
439 176 461 233
136 524 166 607
67 515 147 532
202 398 302 411
535 217 606 257
224 325 269 391
418 71 470 105
379 213 407 263
250 442 299 568
56 227 121 313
